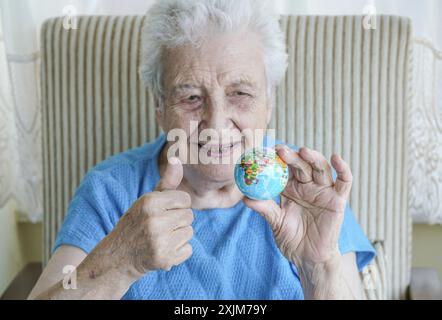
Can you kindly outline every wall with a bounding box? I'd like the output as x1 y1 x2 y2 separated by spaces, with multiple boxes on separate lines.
412 224 442 280
0 200 41 296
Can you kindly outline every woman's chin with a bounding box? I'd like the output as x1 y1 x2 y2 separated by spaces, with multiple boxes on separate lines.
193 163 236 184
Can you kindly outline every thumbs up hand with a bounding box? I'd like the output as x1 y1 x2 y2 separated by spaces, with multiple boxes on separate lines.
107 157 194 278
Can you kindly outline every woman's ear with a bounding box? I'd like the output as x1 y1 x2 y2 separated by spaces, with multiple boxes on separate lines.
155 96 164 130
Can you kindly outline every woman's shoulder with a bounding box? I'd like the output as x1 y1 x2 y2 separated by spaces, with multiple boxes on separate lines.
75 135 166 197
87 134 166 177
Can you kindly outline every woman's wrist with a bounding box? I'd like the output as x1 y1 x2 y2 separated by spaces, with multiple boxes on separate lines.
84 233 144 289
296 252 355 300
74 260 137 300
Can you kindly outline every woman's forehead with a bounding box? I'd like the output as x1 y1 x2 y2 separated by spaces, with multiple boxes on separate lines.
169 72 262 92
162 32 265 84
163 55 265 94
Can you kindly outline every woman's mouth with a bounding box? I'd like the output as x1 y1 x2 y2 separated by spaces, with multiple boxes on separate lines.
197 141 241 159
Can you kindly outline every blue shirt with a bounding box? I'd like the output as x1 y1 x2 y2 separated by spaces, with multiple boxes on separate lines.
53 134 376 300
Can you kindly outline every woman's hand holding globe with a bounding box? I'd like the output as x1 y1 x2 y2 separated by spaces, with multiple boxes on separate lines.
238 145 353 293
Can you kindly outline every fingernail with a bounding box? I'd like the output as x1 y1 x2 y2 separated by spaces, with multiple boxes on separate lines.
300 147 313 158
277 145 291 154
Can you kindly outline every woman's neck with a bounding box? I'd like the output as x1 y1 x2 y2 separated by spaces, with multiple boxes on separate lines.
180 175 244 210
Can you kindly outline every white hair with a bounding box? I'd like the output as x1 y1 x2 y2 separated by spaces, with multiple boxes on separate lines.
139 0 288 107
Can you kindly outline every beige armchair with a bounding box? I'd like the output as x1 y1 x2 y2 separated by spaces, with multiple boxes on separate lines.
31 14 440 300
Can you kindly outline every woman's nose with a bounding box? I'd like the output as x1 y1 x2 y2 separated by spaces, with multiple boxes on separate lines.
199 95 233 131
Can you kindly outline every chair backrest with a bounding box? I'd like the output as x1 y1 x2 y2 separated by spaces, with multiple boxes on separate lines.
40 15 413 299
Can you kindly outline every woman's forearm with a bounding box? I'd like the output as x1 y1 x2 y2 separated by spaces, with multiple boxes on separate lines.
31 237 140 300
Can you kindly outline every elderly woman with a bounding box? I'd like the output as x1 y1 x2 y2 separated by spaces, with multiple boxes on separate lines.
30 0 375 300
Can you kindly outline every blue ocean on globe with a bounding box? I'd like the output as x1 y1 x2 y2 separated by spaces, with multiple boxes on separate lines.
234 147 289 201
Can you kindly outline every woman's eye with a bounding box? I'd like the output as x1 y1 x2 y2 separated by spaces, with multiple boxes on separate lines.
181 95 202 104
229 91 250 97
185 95 202 104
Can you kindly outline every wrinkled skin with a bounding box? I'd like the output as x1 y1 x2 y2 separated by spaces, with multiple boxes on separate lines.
109 157 194 277
244 146 353 268
157 29 272 210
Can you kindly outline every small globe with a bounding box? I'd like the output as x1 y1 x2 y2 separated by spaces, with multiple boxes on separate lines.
234 147 289 201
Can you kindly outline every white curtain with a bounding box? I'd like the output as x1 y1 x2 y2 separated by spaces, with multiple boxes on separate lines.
0 2 43 223
0 0 155 222
0 0 441 223
410 40 442 224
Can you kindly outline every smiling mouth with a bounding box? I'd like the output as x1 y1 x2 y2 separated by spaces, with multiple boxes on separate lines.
197 141 242 158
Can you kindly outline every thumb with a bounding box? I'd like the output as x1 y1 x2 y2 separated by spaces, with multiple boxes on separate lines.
243 198 282 230
155 157 184 191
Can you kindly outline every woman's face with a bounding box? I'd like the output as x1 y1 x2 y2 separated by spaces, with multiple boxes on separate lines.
158 30 272 184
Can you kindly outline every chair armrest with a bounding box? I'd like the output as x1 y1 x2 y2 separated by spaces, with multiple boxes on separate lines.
410 267 442 300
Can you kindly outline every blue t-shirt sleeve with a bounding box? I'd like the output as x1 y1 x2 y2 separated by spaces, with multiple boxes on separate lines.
52 171 130 255
338 204 376 271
